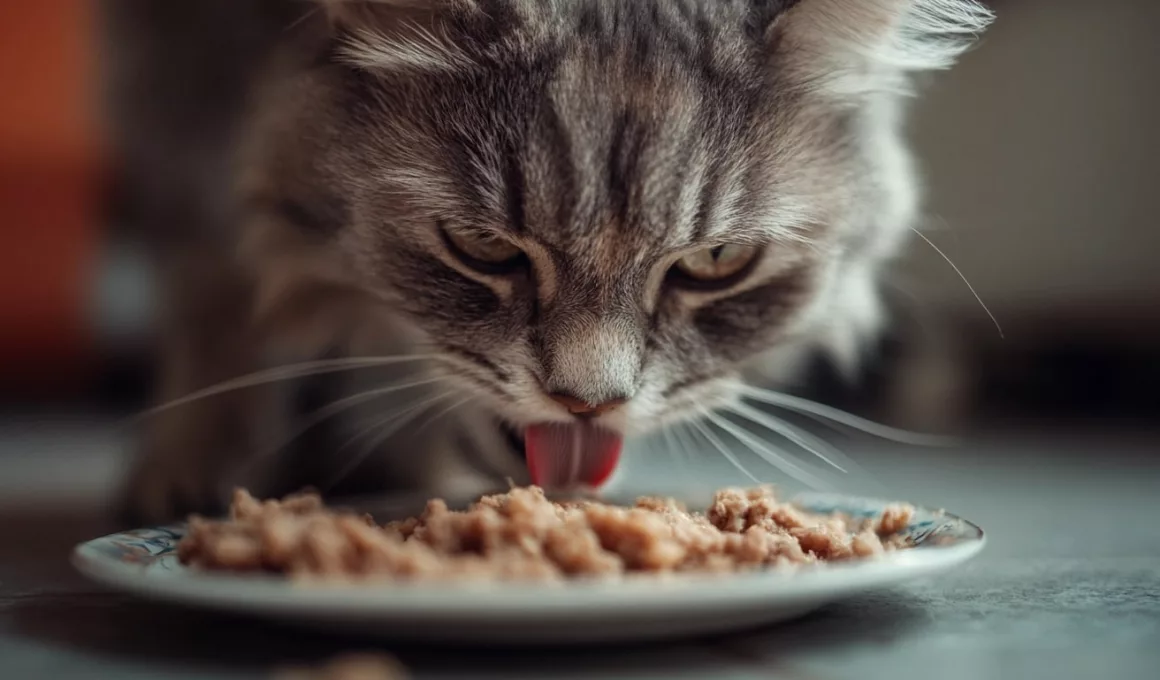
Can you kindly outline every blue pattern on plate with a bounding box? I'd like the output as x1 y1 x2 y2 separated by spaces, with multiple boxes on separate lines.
795 494 979 548
93 525 185 567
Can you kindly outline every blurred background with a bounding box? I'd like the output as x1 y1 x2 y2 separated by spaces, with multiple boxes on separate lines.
0 0 1157 509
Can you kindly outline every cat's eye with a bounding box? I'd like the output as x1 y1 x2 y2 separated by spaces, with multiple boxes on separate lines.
442 226 526 274
671 244 761 287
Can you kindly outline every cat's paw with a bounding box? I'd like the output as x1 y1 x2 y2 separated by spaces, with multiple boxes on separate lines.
114 445 233 527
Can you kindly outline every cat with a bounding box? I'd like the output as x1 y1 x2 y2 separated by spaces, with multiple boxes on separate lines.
101 0 992 524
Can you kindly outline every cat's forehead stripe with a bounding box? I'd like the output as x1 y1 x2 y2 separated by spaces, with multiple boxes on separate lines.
520 65 730 246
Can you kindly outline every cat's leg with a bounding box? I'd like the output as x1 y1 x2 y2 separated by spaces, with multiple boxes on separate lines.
274 319 525 502
115 255 293 525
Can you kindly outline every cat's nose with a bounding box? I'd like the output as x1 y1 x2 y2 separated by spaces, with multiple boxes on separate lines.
549 393 627 419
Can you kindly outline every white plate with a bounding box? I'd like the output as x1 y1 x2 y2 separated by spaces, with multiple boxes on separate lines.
72 490 984 644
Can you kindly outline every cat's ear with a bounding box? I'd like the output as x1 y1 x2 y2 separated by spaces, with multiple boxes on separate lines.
768 0 994 96
313 0 476 73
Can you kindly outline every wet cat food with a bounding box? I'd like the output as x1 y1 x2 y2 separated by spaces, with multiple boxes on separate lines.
178 486 915 581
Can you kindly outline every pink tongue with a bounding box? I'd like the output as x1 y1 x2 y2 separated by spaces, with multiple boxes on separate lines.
524 423 623 489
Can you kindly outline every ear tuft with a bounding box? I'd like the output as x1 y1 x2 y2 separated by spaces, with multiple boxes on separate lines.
882 0 994 71
776 0 994 96
314 0 474 73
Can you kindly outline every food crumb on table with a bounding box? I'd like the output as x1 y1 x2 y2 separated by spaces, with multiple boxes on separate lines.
274 652 409 680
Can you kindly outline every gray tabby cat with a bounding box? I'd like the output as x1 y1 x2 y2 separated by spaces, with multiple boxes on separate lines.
101 0 992 524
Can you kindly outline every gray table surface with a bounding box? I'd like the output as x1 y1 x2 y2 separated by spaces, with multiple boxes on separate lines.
2 426 1158 680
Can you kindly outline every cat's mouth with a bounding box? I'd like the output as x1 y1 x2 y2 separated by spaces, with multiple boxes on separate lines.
503 422 623 489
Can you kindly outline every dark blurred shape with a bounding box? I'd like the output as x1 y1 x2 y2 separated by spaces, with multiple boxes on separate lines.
0 2 103 400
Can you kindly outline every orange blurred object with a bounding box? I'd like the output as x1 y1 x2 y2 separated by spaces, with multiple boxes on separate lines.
0 2 104 393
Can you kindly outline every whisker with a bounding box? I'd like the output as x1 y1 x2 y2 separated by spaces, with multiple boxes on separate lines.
348 390 454 455
409 392 477 437
284 4 319 32
727 403 889 493
659 424 692 481
910 227 1004 338
704 411 831 489
226 376 452 489
127 355 436 424
727 402 849 473
252 375 450 466
321 389 457 493
688 418 764 485
738 384 956 446
673 422 706 475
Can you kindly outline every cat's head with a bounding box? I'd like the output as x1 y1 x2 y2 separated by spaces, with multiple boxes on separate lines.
241 0 991 441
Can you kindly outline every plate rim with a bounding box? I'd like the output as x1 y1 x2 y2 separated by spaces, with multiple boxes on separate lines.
71 492 985 621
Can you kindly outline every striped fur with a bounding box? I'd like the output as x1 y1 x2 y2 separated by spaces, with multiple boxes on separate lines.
104 0 992 523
